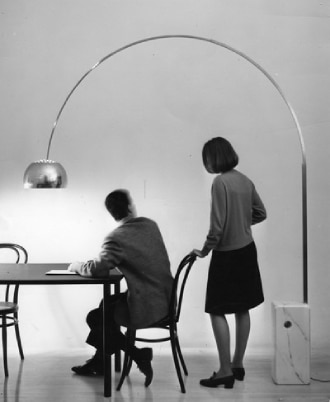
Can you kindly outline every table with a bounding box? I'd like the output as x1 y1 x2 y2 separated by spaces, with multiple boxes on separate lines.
0 263 123 397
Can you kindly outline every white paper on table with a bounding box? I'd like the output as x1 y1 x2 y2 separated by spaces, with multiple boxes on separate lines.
46 270 77 275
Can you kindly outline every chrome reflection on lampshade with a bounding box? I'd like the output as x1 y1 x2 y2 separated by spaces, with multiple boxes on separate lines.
23 159 67 189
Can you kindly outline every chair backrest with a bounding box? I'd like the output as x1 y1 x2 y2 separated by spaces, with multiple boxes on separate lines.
0 243 28 303
169 254 196 324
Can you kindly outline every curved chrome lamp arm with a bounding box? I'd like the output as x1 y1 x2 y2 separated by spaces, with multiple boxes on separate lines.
23 34 308 303
46 35 306 161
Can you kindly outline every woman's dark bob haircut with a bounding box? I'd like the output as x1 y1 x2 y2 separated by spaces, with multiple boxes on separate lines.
202 137 239 173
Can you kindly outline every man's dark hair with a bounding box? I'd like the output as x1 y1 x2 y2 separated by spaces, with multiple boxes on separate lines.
105 189 131 221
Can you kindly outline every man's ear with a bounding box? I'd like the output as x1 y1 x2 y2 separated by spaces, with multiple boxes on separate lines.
127 202 137 218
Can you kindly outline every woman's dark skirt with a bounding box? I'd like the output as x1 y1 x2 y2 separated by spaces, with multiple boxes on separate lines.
205 241 264 315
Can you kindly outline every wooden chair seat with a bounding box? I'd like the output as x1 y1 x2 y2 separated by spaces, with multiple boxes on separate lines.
0 302 19 315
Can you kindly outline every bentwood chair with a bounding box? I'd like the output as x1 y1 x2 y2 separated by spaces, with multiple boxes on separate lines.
117 253 196 393
0 243 28 376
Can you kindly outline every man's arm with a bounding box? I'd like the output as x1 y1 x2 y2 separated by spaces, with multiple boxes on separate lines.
68 237 123 277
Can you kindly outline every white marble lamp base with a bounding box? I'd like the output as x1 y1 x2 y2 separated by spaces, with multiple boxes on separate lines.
272 301 310 385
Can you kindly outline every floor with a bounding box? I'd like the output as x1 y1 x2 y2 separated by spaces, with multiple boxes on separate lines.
1 349 330 401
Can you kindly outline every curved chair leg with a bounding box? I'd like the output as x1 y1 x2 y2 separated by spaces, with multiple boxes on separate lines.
2 316 9 377
116 351 130 391
14 320 24 360
14 311 24 359
170 327 186 393
126 354 133 375
116 330 135 391
126 330 136 376
175 336 188 376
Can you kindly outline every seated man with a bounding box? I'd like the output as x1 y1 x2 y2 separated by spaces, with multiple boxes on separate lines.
69 189 173 387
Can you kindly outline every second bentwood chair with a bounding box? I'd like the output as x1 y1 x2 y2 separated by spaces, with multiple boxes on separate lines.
0 243 28 376
116 253 196 393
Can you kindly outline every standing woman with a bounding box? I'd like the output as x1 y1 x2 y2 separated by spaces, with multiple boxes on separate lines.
192 137 266 389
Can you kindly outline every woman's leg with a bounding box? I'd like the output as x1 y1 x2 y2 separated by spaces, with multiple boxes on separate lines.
232 310 250 367
210 314 233 377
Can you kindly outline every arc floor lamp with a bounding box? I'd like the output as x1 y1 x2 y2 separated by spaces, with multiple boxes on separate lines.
22 34 308 303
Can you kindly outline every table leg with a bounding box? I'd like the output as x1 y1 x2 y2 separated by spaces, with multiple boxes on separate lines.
103 284 111 397
114 281 121 373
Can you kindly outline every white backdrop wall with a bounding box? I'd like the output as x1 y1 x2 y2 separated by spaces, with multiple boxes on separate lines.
0 1 329 357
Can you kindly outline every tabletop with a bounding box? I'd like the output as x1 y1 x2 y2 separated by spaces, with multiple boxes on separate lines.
0 263 123 285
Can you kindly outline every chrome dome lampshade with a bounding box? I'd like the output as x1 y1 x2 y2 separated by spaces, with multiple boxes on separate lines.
23 159 67 189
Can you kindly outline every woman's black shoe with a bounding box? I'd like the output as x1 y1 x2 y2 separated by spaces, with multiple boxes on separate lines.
200 373 235 388
232 367 245 381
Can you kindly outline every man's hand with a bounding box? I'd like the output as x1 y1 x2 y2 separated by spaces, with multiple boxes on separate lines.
68 261 84 274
